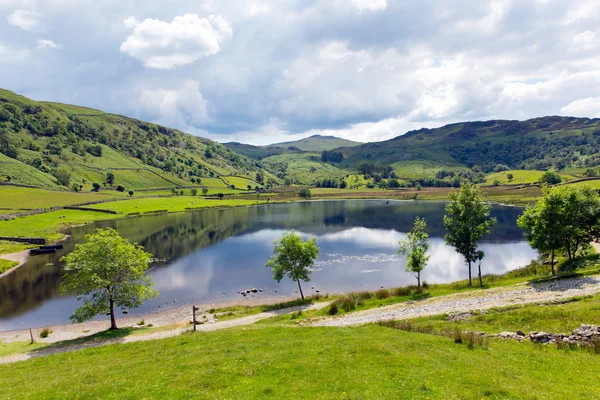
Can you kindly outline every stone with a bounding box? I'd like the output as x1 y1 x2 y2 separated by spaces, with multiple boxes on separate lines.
516 330 526 337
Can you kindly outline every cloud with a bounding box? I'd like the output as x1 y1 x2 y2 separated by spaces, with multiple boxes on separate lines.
36 39 61 50
349 0 387 11
561 97 600 118
123 16 139 29
133 80 211 129
7 9 40 31
120 13 233 69
570 30 597 52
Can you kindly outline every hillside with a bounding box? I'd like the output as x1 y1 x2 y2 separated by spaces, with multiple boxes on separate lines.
0 89 272 192
270 135 360 151
340 117 600 173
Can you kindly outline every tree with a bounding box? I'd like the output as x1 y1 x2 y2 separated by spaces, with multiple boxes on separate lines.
71 183 80 192
53 169 71 187
398 217 430 290
256 172 264 183
5 175 11 182
218 192 224 200
202 187 209 195
517 187 566 275
444 184 497 286
128 190 135 197
116 185 125 192
60 228 157 330
299 188 312 199
265 230 320 300
106 171 115 185
507 173 514 182
191 188 198 196
247 185 252 190
539 171 562 185
92 182 101 191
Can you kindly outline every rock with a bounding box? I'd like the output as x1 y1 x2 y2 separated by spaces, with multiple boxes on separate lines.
122 310 128 314
499 331 516 339
516 330 526 337
251 288 258 293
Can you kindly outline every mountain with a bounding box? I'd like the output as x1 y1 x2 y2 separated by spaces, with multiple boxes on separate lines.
0 89 272 191
339 117 600 173
270 135 360 152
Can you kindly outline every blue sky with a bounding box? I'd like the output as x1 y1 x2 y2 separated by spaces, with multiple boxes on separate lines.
2 0 600 145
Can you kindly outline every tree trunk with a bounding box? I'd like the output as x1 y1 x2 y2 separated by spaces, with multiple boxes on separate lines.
551 248 555 276
468 260 472 286
417 271 421 291
109 298 117 330
478 262 483 288
296 279 304 300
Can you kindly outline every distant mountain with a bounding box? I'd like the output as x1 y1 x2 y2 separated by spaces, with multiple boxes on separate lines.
270 135 361 152
0 89 271 190
340 117 600 172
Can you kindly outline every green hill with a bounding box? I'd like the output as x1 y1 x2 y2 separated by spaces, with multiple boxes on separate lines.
270 134 360 151
0 89 273 192
340 117 600 173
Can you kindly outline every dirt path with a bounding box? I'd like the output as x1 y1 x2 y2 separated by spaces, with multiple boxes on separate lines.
0 301 330 365
313 275 600 327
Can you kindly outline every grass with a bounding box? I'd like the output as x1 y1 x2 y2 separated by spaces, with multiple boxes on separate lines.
92 197 258 214
0 186 122 209
398 293 600 337
0 153 59 188
1 325 599 398
484 170 578 186
565 179 600 189
0 258 18 273
262 153 349 184
0 341 46 358
392 160 466 179
221 176 262 189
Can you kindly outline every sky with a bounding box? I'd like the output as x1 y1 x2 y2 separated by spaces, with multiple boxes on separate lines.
1 0 600 145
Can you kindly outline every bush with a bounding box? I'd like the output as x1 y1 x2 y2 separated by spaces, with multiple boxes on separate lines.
92 182 101 192
39 328 52 338
391 287 412 297
52 169 71 187
327 304 338 315
191 188 198 196
299 188 312 199
375 289 391 300
116 185 125 192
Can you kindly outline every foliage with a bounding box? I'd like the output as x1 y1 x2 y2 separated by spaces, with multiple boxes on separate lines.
299 188 312 199
398 217 430 289
444 184 497 286
539 171 562 185
265 230 319 300
520 185 600 263
60 228 157 329
321 150 344 163
52 168 71 187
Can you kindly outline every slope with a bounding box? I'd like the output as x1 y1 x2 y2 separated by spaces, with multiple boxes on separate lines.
270 134 360 151
0 89 272 192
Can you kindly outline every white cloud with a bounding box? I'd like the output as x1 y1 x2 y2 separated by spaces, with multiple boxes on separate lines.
349 0 387 12
120 13 232 69
134 80 211 128
7 9 40 31
561 97 600 118
123 16 139 29
570 30 596 52
36 39 61 50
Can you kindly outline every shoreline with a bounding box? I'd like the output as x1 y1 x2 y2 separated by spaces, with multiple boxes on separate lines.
0 293 302 343
0 235 70 278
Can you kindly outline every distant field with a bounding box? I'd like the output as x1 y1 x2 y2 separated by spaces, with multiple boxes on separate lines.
0 154 59 188
484 170 578 185
0 186 123 209
222 176 261 189
197 177 228 188
391 160 465 179
93 197 257 214
263 153 348 184
564 179 600 189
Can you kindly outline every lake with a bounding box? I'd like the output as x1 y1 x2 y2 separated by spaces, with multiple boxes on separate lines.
0 200 537 331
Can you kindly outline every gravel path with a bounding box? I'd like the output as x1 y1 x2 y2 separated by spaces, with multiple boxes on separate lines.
0 301 330 365
313 275 600 327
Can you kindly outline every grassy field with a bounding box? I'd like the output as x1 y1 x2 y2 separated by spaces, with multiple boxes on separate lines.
93 197 258 214
564 179 600 189
404 293 600 335
484 170 578 185
392 160 465 179
0 186 124 209
1 324 599 398
0 154 59 188
0 259 17 274
222 175 262 189
262 153 349 184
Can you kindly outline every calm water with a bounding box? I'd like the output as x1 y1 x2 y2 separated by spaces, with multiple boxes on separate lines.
0 200 536 330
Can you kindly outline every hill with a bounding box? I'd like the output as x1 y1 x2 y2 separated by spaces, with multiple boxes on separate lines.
270 134 360 152
0 89 273 192
340 117 600 173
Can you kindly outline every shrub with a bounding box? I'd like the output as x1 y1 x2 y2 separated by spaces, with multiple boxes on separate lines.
137 320 145 326
299 188 312 199
116 185 125 192
327 304 338 315
92 182 101 191
391 287 412 297
375 289 391 300
39 328 52 338
290 311 302 320
191 188 198 196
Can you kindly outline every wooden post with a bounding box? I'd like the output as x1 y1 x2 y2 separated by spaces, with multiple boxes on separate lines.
29 328 34 345
192 306 200 332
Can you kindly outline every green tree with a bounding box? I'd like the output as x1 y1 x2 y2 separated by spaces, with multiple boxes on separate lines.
106 171 115 185
256 172 264 183
398 217 430 290
60 228 157 330
128 190 135 197
191 188 198 196
53 169 71 187
444 184 497 286
299 188 312 199
266 230 320 300
539 171 562 185
507 173 514 182
92 182 101 191
517 186 568 274
202 187 209 195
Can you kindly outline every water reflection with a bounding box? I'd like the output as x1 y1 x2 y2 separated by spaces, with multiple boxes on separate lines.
0 200 536 330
